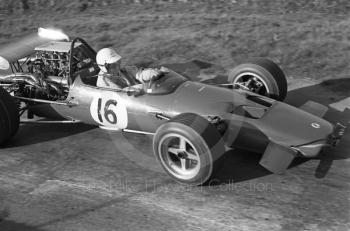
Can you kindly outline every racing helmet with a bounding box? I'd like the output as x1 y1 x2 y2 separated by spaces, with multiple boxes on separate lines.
96 48 122 72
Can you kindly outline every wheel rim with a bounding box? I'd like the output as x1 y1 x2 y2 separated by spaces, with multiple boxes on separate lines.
158 133 201 180
233 72 270 96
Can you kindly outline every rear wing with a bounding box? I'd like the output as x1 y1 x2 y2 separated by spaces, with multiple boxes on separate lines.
0 28 69 73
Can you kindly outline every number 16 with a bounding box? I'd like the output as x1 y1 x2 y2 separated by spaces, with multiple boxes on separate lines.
97 98 118 124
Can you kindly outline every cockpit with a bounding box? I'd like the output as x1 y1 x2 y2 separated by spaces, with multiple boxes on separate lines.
70 38 188 95
143 69 187 95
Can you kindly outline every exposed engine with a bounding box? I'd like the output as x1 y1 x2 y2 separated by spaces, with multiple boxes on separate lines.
31 50 70 79
0 49 70 102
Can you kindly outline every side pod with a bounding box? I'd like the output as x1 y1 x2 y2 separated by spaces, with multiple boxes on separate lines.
259 142 297 174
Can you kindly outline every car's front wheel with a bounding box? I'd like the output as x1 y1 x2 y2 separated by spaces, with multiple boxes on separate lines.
0 87 19 145
228 58 288 101
153 113 225 185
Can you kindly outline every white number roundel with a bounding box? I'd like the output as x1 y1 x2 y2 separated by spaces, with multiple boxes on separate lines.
90 92 128 130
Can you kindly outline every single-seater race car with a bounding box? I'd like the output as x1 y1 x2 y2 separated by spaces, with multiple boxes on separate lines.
0 28 346 185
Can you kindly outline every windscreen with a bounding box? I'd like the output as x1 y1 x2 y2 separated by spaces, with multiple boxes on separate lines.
69 38 99 85
147 69 187 95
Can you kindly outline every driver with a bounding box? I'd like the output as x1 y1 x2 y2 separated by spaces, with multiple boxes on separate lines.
96 48 164 89
96 48 132 89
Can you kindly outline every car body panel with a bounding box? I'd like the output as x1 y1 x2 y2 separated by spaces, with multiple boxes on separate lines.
34 41 73 53
51 72 335 160
253 102 334 146
51 76 173 131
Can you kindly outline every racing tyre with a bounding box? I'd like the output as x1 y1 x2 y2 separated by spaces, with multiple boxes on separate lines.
0 87 19 145
153 113 226 186
228 58 287 101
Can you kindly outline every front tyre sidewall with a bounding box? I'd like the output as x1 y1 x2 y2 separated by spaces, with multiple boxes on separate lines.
154 123 214 185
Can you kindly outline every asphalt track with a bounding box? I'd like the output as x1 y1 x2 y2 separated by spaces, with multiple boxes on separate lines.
0 61 349 231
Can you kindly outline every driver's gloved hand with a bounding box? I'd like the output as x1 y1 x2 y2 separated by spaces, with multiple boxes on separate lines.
136 68 162 83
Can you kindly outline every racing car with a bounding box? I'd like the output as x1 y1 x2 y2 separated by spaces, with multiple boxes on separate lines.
0 28 346 185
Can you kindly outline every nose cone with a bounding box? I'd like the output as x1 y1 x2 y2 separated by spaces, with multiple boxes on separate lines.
255 102 334 146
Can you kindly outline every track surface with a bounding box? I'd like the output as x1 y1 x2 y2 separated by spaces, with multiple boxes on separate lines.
0 62 349 231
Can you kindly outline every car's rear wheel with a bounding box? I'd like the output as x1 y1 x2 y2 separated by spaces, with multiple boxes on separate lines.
153 113 226 185
0 87 19 145
228 58 287 101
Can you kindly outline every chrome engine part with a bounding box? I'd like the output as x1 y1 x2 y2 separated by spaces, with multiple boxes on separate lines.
0 72 67 101
0 49 70 102
32 50 70 78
